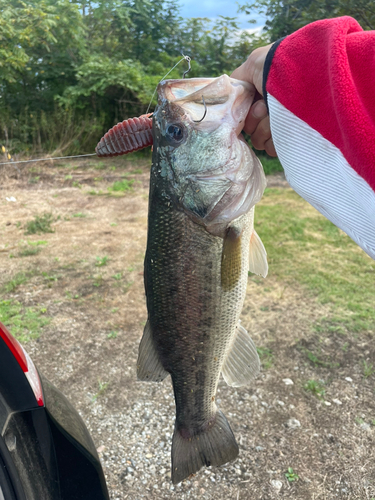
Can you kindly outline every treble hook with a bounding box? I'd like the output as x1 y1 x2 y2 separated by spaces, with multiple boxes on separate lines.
193 96 207 123
182 55 191 79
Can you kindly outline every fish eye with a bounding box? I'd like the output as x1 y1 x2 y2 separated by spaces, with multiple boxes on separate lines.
166 124 184 144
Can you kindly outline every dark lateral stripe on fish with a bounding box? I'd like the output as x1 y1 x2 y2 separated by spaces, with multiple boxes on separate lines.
95 113 153 157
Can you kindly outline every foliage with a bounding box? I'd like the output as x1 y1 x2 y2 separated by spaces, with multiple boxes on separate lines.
303 379 326 399
0 299 49 342
0 1 268 154
285 467 299 482
24 213 54 234
240 0 375 41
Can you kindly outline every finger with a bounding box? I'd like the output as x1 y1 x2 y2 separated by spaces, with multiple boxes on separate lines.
265 137 277 157
249 116 272 151
243 100 268 136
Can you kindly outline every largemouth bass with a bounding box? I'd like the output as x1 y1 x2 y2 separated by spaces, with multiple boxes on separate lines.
96 75 268 484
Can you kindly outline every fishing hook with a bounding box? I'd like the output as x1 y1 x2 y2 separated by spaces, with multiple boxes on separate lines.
182 55 191 79
193 96 207 123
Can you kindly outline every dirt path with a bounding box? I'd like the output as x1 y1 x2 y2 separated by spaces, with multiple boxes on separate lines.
0 160 374 499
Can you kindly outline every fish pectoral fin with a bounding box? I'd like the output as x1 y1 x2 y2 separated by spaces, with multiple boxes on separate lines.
222 320 260 387
249 229 268 278
137 320 169 382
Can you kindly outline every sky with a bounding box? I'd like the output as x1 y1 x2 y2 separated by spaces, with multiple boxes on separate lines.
179 0 267 29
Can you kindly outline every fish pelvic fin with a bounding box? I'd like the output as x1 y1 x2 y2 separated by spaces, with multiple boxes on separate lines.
249 229 268 278
137 320 169 382
222 320 260 387
171 410 239 484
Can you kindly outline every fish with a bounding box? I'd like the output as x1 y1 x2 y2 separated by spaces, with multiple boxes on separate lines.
96 75 268 484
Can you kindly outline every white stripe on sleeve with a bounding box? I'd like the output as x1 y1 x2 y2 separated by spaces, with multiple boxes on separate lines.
268 94 375 260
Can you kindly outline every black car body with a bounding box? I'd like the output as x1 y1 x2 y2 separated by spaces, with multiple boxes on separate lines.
0 321 110 500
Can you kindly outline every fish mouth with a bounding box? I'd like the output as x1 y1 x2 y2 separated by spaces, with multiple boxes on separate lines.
157 75 255 134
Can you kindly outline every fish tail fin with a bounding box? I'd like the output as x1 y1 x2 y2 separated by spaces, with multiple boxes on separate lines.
171 410 239 484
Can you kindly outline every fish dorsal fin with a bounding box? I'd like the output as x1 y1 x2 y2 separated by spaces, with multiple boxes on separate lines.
222 321 260 387
249 230 268 278
137 320 169 382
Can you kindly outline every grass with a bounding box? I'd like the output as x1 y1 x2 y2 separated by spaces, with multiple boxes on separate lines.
95 256 109 267
72 212 87 218
255 189 375 334
0 300 49 342
258 154 284 176
18 246 41 257
108 178 134 193
285 467 299 482
303 379 326 399
256 346 274 370
91 380 109 402
2 271 35 293
24 213 54 235
362 360 374 378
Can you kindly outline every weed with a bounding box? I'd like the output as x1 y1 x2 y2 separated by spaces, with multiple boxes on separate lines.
72 181 82 188
123 281 133 293
355 417 365 425
73 212 87 218
0 300 49 342
18 246 41 257
107 331 118 339
2 271 34 293
256 346 274 370
108 178 134 193
131 168 143 174
285 467 299 482
95 256 109 267
111 308 119 313
362 360 374 378
25 213 54 235
304 379 326 399
110 223 117 227
91 380 109 402
112 273 122 280
301 347 339 369
93 275 103 287
28 240 48 246
65 174 73 180
260 306 269 311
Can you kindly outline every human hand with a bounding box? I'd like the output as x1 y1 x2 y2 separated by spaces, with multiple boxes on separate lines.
231 44 277 157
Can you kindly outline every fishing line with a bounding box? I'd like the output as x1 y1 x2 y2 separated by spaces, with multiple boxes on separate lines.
146 54 191 114
0 153 97 166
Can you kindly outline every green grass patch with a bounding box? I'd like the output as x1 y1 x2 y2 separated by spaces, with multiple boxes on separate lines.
18 246 41 257
256 189 375 333
256 346 274 370
303 379 326 399
24 213 54 235
0 300 49 342
259 154 284 176
2 271 35 293
72 212 87 218
108 178 134 193
95 256 109 267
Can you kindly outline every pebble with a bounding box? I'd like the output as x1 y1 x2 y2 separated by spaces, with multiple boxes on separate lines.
145 453 153 458
332 399 342 405
271 480 283 493
286 418 301 429
277 400 285 406
324 401 331 406
360 423 371 431
282 378 294 385
255 446 265 452
345 377 353 382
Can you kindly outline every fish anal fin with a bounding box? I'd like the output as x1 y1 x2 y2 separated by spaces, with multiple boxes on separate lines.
137 320 168 382
221 226 242 291
249 230 268 278
171 410 238 484
222 321 260 387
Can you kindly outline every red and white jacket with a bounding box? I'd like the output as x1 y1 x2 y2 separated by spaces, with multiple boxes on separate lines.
263 16 375 260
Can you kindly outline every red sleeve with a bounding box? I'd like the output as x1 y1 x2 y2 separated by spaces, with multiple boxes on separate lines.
265 16 375 191
263 17 375 260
